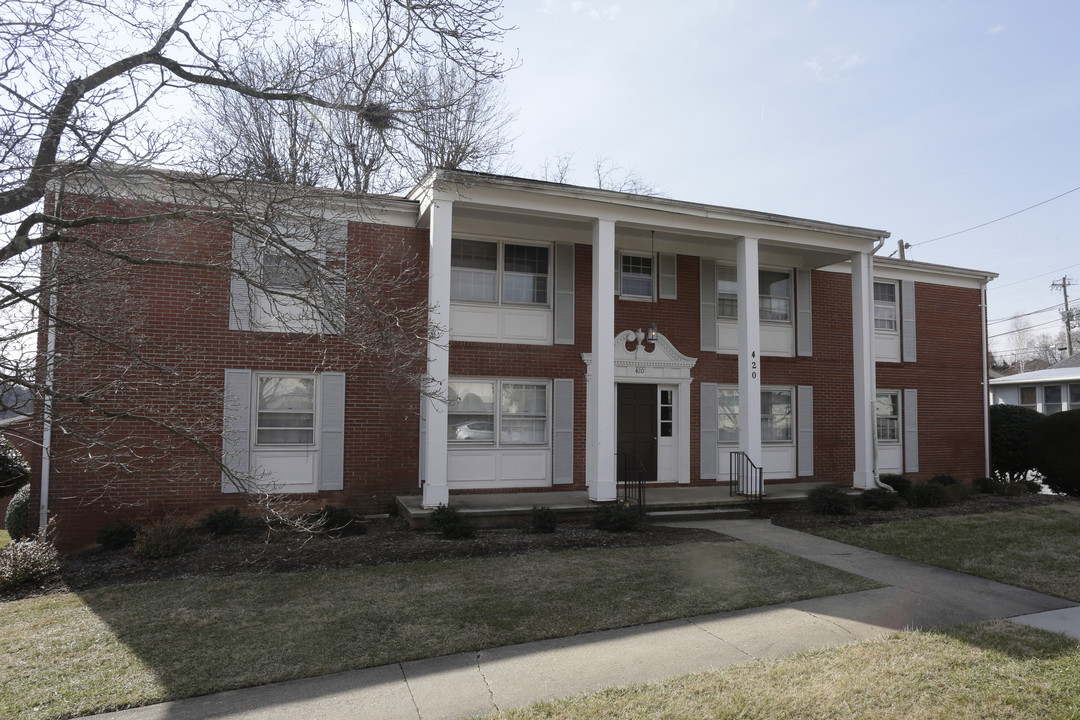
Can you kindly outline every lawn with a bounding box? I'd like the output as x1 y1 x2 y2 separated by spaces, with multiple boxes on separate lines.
0 541 878 720
489 620 1080 720
816 502 1080 601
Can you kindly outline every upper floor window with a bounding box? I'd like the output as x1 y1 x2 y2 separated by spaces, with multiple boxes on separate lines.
255 375 316 445
447 379 549 446
620 253 654 299
716 266 792 323
874 281 898 331
261 252 317 290
875 391 900 442
450 239 549 306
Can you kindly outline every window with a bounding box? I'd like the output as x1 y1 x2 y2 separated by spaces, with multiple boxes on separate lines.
620 253 654 298
660 389 673 438
1044 385 1063 414
1071 384 1080 410
1020 386 1038 410
874 281 898 331
450 239 549 305
716 266 793 322
716 387 793 443
448 379 548 446
261 252 317 290
875 391 900 442
255 375 315 445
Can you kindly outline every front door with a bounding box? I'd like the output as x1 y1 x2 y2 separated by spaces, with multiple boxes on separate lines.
617 383 657 483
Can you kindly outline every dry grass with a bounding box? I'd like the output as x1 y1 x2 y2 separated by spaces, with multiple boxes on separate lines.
493 620 1080 720
0 529 9 549
0 541 877 720
816 503 1080 601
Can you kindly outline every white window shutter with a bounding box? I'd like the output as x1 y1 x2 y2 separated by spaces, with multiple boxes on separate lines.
319 372 346 491
553 379 574 484
797 385 814 476
554 243 575 344
796 269 813 357
700 382 718 479
659 253 677 299
903 388 919 473
700 259 717 352
901 280 917 362
229 230 256 331
222 369 252 493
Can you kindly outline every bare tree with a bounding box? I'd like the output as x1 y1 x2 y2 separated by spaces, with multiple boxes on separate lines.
0 0 512 523
537 153 658 195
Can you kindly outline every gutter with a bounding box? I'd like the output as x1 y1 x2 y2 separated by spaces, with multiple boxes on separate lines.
982 283 991 477
39 184 63 531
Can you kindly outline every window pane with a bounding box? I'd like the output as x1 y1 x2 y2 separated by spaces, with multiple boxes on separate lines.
504 244 548 274
258 377 314 412
873 282 896 303
502 245 549 304
759 270 791 322
717 388 739 442
1071 384 1080 408
451 239 498 302
256 376 315 445
500 383 547 444
451 239 497 270
717 266 737 318
875 392 899 442
761 390 792 443
501 418 546 444
262 253 315 289
875 305 898 331
621 255 653 297
257 428 315 444
504 273 548 304
1020 386 1037 407
448 381 496 442
1045 385 1062 413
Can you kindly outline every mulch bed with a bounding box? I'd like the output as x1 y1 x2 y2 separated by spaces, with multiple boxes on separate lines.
3 492 1072 604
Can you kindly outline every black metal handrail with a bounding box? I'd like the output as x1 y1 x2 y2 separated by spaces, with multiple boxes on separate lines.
616 452 647 515
729 451 764 500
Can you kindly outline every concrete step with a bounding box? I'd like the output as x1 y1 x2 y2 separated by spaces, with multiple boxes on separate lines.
645 507 755 522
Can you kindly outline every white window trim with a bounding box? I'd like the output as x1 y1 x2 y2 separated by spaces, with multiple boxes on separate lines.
252 372 319 449
716 265 795 325
716 385 796 446
617 250 655 302
875 389 901 445
450 236 553 309
447 377 552 449
873 280 899 334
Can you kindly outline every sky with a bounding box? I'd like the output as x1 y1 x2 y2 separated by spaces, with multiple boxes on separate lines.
494 0 1080 362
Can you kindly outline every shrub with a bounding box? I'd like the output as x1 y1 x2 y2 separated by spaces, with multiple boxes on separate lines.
929 474 958 486
0 436 29 497
96 520 138 549
307 505 365 537
133 520 199 559
859 487 900 511
807 484 853 516
429 504 475 539
907 482 948 508
202 508 243 536
1030 409 1080 496
989 403 1044 483
0 529 60 591
5 484 30 541
530 506 557 534
879 474 911 499
594 501 641 531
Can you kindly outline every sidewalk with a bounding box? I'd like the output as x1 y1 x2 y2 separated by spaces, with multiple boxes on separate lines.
88 519 1079 720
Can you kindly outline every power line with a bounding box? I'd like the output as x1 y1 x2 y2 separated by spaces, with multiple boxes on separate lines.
988 317 1064 340
994 262 1080 289
912 184 1080 247
987 303 1063 325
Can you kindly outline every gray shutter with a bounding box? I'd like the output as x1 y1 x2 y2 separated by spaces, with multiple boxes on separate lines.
554 243 575 344
797 385 814 476
700 382 718 479
796 269 813 357
700 259 717 352
229 229 255 331
903 388 919 473
553 379 574 484
321 223 349 336
318 372 346 491
901 280 917 362
658 253 677 300
222 369 252 493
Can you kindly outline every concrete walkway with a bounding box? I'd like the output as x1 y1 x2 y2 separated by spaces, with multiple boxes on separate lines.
88 519 1079 720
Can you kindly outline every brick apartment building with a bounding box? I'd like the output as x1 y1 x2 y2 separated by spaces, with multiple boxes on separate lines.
28 169 996 549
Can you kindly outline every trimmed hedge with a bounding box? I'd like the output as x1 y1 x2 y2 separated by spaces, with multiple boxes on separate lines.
989 403 1044 483
1030 409 1080 496
5 484 30 541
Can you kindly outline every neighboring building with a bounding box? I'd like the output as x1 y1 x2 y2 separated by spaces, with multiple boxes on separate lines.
989 353 1080 414
29 169 997 549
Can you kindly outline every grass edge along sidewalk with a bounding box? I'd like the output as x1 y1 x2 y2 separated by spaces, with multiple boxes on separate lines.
0 540 878 720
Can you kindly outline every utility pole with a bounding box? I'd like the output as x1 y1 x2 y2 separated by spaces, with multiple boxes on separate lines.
1051 276 1076 357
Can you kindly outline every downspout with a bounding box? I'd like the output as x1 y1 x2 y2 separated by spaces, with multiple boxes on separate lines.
870 237 888 489
981 281 991 478
39 180 62 531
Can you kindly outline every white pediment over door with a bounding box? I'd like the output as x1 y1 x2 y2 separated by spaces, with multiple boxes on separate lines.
583 330 697 380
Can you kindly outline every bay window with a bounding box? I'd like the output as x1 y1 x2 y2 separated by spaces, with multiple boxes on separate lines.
448 379 549 446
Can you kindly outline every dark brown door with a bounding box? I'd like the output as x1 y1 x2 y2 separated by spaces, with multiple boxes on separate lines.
617 383 657 482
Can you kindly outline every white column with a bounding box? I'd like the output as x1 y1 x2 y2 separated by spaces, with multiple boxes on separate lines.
851 250 877 489
588 218 617 501
422 197 453 507
737 237 762 490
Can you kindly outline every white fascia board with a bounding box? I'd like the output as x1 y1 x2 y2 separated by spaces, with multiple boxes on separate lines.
989 368 1080 386
819 257 997 289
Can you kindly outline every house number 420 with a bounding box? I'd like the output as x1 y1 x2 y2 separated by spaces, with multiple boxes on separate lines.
750 350 758 379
